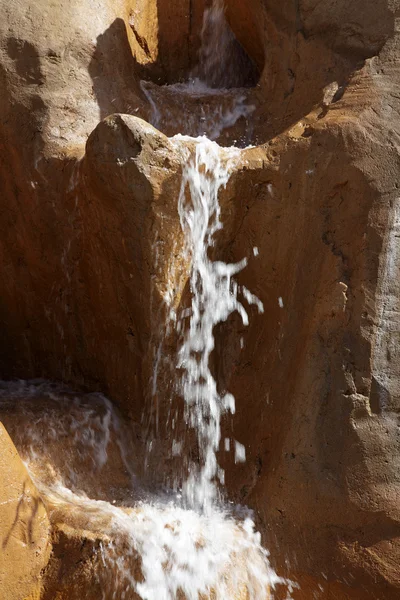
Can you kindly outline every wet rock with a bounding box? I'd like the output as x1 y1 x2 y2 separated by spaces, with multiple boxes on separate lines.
1 0 400 598
41 523 125 600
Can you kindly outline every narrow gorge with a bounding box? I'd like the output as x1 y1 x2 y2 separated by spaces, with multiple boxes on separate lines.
1 1 400 599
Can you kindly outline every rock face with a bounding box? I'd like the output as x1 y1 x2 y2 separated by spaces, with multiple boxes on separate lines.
219 120 400 598
0 423 51 600
1 0 400 598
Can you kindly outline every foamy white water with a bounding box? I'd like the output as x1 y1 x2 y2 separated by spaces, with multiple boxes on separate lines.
40 483 280 600
170 136 263 514
0 380 290 599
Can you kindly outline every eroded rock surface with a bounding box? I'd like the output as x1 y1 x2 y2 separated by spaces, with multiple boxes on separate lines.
1 0 400 598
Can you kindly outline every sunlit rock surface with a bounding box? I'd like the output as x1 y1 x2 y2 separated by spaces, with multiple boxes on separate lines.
0 423 51 600
1 0 400 598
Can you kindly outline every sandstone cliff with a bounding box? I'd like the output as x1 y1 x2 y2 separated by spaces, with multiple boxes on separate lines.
1 1 400 598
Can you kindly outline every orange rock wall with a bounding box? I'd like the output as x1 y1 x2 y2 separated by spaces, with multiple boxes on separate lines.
0 424 51 599
1 0 400 598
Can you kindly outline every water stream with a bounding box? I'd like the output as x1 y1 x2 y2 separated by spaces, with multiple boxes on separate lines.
1 1 294 598
140 0 256 144
173 137 263 514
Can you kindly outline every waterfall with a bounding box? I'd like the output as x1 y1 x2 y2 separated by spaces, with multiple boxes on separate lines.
196 0 252 88
0 1 294 598
140 0 255 143
197 0 230 87
173 137 263 513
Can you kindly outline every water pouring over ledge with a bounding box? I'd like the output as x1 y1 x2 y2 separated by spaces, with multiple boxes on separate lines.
140 0 259 143
0 131 292 598
0 1 294 598
173 137 264 514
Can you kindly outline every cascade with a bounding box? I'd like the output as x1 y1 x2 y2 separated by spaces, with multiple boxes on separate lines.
173 137 264 514
196 0 255 88
140 0 256 143
0 1 293 598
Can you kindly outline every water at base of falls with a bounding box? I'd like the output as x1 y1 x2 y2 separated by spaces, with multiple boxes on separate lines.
0 380 288 599
141 79 255 143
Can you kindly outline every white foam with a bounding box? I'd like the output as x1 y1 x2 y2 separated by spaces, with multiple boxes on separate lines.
0 380 291 599
41 482 283 600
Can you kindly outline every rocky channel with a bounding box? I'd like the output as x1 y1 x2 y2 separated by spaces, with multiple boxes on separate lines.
1 1 400 599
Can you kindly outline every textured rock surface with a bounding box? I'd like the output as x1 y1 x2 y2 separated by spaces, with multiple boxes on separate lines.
1 0 400 598
218 114 400 598
0 423 51 600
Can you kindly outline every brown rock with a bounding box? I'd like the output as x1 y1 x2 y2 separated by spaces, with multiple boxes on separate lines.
1 0 400 598
0 423 51 600
215 48 400 600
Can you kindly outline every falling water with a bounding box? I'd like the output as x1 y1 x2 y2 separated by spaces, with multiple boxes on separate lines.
196 0 258 89
197 0 233 87
137 0 286 587
173 137 263 513
140 0 256 142
0 1 294 598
